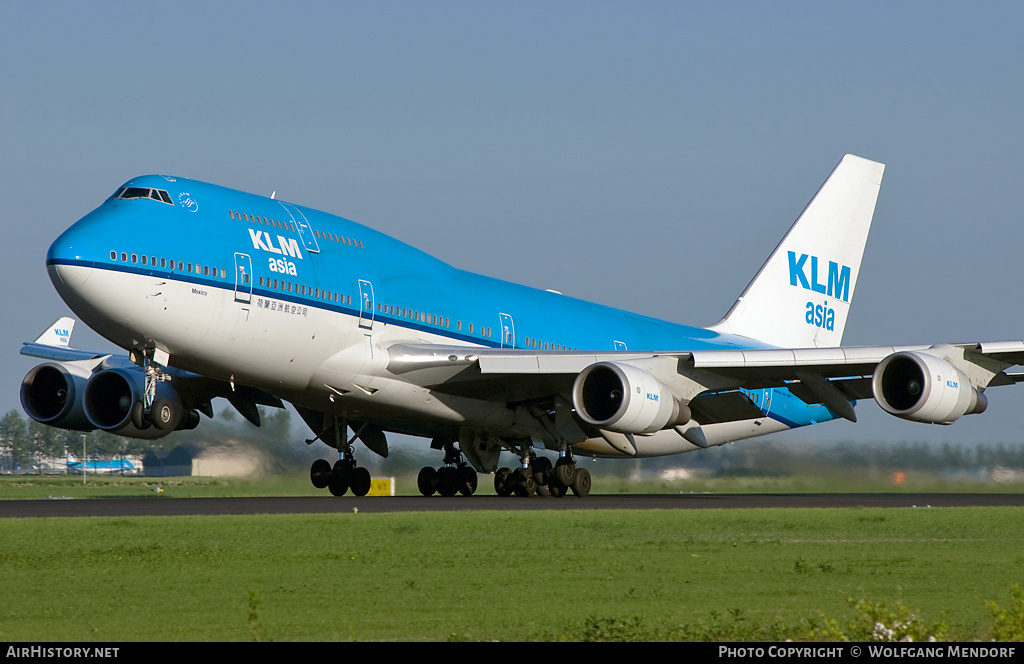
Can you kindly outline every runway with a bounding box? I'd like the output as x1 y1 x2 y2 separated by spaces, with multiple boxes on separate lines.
2 492 1024 518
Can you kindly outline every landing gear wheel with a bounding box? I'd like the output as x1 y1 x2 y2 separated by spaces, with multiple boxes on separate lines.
310 459 331 489
328 460 351 496
532 456 552 486
417 466 437 496
512 468 536 497
131 401 150 430
150 397 179 430
436 466 459 497
570 467 592 497
350 466 372 497
548 482 567 497
457 466 478 496
554 458 575 486
494 467 513 497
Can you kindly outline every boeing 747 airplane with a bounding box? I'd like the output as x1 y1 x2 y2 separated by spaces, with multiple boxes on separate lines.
21 155 1024 496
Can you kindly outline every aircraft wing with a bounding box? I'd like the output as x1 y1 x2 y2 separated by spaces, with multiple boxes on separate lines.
385 340 1024 426
21 342 111 364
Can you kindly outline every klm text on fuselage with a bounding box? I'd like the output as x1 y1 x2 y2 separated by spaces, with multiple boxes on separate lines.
250 229 303 276
788 251 851 331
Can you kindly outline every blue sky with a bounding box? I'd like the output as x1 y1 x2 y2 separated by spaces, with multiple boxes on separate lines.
3 1 1023 446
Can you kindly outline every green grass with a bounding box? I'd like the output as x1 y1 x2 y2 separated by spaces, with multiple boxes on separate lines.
1 507 1022 641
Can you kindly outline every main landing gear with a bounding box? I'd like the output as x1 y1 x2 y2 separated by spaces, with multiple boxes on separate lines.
414 439 593 497
310 452 372 497
307 418 374 497
417 438 478 496
493 455 591 498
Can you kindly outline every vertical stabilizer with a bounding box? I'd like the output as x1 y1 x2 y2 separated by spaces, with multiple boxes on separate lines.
33 317 76 349
709 154 884 348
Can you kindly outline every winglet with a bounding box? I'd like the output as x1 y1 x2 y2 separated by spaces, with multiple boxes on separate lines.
710 154 885 348
33 317 76 348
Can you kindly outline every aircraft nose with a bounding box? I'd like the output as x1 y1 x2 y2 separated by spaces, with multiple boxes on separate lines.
46 216 99 294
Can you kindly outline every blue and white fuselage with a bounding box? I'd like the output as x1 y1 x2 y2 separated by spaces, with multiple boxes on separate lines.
45 174 838 459
29 155 1019 496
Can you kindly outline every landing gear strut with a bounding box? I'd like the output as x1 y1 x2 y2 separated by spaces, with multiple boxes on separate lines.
128 348 180 431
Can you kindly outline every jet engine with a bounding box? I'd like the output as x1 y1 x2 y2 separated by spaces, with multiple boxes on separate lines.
20 363 94 431
872 351 988 424
83 368 186 439
572 361 685 434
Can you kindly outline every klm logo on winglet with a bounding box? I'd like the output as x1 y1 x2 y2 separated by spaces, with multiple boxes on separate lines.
54 327 71 348
787 252 851 302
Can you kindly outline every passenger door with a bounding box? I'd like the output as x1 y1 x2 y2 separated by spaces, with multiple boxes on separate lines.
234 253 253 304
358 279 375 329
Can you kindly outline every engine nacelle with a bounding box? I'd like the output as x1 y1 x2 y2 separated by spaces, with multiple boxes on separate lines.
872 351 988 424
83 368 183 439
572 362 684 434
20 363 95 431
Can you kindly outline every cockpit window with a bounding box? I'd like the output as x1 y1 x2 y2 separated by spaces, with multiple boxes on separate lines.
111 187 174 205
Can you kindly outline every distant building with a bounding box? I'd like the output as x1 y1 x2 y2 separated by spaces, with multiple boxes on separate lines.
143 445 201 477
143 444 262 477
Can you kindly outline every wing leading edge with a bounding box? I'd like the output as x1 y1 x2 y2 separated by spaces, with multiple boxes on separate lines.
383 340 1024 430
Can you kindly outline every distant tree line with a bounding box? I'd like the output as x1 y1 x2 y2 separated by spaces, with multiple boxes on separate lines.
0 409 150 471
3 406 1024 476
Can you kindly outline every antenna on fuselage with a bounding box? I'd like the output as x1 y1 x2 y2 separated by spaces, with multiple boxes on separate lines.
271 191 276 199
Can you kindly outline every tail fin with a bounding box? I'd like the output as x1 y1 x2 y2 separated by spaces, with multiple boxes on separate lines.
33 317 76 348
709 154 884 348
